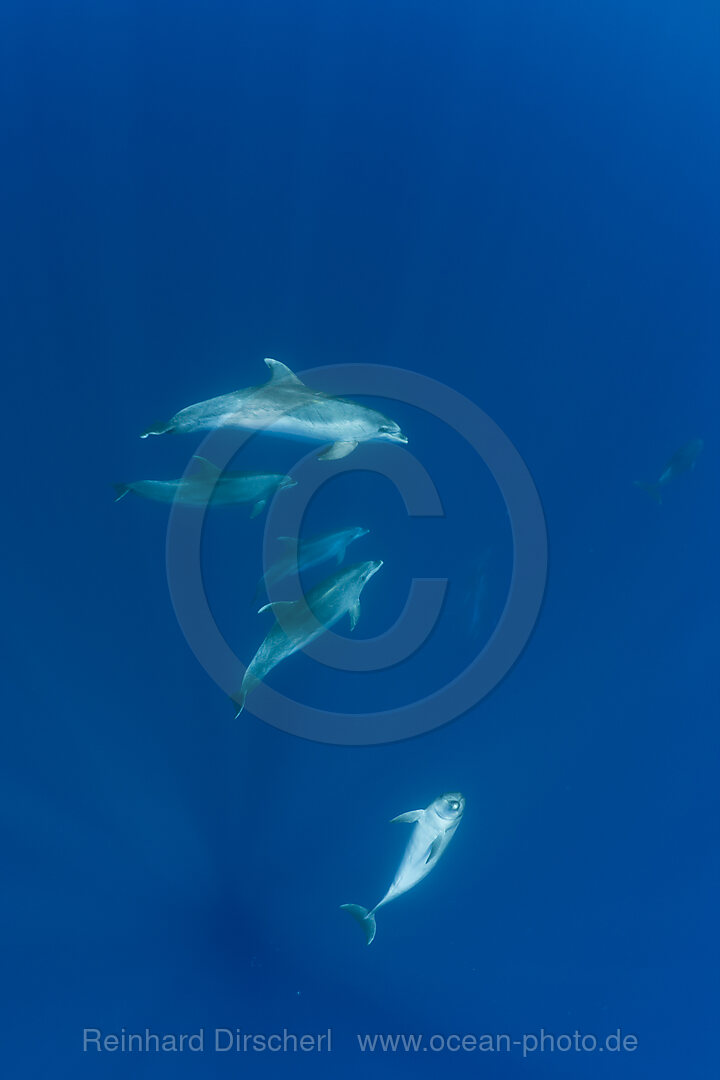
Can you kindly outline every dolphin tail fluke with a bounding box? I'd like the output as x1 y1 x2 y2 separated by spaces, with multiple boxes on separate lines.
340 903 377 945
112 483 129 502
230 673 261 718
230 690 246 718
140 420 176 439
634 480 662 505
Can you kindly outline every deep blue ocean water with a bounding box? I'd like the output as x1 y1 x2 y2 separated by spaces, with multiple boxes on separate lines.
2 1 718 1076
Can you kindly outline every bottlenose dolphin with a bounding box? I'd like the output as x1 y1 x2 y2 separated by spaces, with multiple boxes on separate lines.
141 358 408 461
233 559 383 715
634 438 704 504
254 526 369 600
341 793 465 945
113 456 296 517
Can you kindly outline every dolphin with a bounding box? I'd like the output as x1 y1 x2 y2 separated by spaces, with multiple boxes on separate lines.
140 357 408 461
113 456 296 517
634 438 703 504
341 793 465 945
254 526 369 600
233 559 383 715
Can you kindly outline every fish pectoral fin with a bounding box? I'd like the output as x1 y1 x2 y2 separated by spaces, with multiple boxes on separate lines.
264 357 305 385
348 601 361 630
317 440 358 461
390 810 425 824
250 499 267 519
257 600 295 615
190 455 222 480
425 837 443 864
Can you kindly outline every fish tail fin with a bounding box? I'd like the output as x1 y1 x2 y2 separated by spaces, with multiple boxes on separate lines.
140 420 175 439
634 480 662 505
340 903 377 945
112 483 129 502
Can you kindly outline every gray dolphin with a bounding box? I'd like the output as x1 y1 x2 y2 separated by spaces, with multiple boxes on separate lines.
634 438 703 504
342 792 465 945
255 526 369 600
113 456 296 517
233 559 383 715
140 357 408 460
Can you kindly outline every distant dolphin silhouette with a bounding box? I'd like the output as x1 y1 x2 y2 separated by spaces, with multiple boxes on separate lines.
634 438 703 504
254 526 369 601
141 358 407 461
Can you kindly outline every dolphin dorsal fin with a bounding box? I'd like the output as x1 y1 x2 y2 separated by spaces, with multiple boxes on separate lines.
264 358 305 386
257 600 296 615
390 810 424 824
191 455 222 479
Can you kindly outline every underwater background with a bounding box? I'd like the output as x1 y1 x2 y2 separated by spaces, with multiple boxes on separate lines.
2 0 718 1076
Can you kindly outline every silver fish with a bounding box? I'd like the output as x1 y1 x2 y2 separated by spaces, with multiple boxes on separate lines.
342 793 465 945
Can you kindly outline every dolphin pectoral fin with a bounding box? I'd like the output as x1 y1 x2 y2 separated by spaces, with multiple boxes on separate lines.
250 499 267 519
264 357 305 385
348 601 361 630
112 483 129 502
257 600 295 615
390 810 424 824
425 837 443 864
317 441 358 461
335 545 347 565
340 904 377 946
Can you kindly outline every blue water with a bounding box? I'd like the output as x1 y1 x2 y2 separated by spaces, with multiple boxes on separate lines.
2 1 718 1076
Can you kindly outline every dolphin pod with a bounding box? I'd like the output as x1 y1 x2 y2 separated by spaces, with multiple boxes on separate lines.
341 793 466 944
140 357 407 461
232 560 383 716
114 456 296 517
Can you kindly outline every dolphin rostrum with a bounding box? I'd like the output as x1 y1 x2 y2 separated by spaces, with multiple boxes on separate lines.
113 456 296 518
233 559 383 715
634 438 703 504
255 526 369 600
140 358 408 461
341 792 465 945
